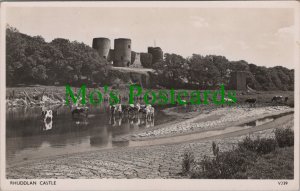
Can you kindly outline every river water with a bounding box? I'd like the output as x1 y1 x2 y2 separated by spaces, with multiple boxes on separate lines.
6 104 173 166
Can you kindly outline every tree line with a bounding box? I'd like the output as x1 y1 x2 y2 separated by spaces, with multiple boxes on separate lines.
151 53 294 90
6 25 294 91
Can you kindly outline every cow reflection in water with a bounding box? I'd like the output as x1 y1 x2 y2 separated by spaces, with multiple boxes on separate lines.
71 100 89 126
72 110 89 126
108 112 155 130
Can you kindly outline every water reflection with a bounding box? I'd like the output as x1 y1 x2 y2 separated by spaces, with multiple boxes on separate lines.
112 139 130 147
109 114 155 130
242 117 274 127
6 105 168 165
90 127 109 147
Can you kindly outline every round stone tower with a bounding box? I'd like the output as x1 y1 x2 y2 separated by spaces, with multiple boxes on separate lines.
92 38 111 60
113 38 131 67
148 47 163 64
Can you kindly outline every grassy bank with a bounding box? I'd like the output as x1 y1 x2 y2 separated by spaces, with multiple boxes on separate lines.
182 127 294 179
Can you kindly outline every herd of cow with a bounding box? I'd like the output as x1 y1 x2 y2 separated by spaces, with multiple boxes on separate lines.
41 95 288 131
108 103 155 119
244 95 289 107
70 103 155 121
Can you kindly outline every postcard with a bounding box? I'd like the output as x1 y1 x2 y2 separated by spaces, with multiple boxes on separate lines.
0 1 299 191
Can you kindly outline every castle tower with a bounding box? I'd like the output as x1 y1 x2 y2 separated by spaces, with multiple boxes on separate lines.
148 47 163 64
92 38 111 59
113 38 131 67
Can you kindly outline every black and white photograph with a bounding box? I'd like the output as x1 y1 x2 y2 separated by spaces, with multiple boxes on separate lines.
0 1 299 191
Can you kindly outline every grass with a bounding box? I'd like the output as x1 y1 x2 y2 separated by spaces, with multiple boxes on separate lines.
183 127 294 179
244 147 294 179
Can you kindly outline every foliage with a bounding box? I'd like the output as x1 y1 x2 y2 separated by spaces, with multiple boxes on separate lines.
187 128 294 179
191 149 254 179
6 25 109 86
244 147 294 179
182 151 195 174
275 128 294 147
151 53 294 90
238 136 277 154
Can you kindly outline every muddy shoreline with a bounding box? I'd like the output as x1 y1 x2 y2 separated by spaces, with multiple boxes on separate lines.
7 113 293 179
5 87 295 178
114 105 294 141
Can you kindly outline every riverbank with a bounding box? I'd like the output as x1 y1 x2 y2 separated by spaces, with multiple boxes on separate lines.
7 113 294 179
5 86 295 179
115 105 293 141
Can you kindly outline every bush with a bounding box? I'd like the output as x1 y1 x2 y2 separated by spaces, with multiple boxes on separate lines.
191 149 255 179
238 136 277 154
191 156 220 179
184 129 294 179
255 138 277 154
182 151 195 174
243 147 294 179
275 128 294 147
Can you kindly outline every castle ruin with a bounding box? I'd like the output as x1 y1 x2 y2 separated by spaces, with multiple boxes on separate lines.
92 37 163 68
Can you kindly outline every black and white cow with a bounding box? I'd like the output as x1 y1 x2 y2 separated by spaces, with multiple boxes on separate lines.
272 96 288 104
41 107 58 131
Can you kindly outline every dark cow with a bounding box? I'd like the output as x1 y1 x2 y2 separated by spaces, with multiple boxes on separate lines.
139 104 148 114
272 96 288 104
245 98 256 107
119 104 143 116
72 107 89 118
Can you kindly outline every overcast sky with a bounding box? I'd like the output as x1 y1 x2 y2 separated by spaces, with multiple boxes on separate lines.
5 6 297 69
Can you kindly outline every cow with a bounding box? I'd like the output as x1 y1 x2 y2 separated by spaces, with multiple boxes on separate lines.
109 104 122 117
272 96 288 104
41 110 54 131
245 98 256 107
71 106 89 118
221 98 235 107
139 104 148 114
127 104 135 114
41 105 60 131
145 105 155 120
128 103 142 115
121 104 131 115
224 98 235 103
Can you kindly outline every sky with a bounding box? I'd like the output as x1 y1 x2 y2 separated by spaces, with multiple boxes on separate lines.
5 6 297 69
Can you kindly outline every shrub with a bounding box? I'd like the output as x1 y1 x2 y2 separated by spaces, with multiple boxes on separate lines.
243 147 294 179
212 141 219 157
186 130 294 179
182 151 195 174
191 156 220 178
191 149 255 179
255 138 277 154
275 128 294 147
238 136 258 152
238 136 277 154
